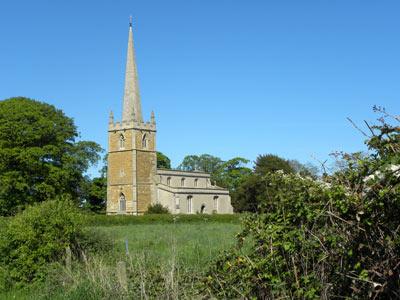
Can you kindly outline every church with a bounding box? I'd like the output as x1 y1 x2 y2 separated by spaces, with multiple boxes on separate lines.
106 21 233 215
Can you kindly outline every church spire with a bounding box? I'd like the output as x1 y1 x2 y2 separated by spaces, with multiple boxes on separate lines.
122 16 143 123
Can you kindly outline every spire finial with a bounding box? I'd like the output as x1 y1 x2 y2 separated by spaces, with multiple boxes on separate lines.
129 15 132 27
151 110 155 124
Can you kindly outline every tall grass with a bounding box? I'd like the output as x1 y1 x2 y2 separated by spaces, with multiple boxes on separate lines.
1 221 240 299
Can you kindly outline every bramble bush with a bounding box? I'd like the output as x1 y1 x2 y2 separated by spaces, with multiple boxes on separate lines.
203 109 400 299
0 198 111 290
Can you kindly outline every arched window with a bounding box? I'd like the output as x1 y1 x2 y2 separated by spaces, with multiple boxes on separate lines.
167 177 171 186
181 178 185 187
194 178 198 187
119 193 126 212
200 204 206 214
142 133 147 149
119 134 125 149
187 196 192 213
213 196 219 212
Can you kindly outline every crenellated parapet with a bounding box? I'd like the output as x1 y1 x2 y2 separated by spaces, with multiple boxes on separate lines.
108 119 156 132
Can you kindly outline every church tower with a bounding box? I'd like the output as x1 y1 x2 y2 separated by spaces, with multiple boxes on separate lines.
107 19 157 215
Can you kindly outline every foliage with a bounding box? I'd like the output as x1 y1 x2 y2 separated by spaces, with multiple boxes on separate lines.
211 157 252 192
230 156 319 212
178 154 223 173
82 176 107 212
254 153 294 175
145 203 170 214
0 97 102 215
231 173 266 212
203 109 400 299
0 199 83 288
0 199 112 290
288 159 319 178
82 213 241 226
1 222 240 299
157 151 171 169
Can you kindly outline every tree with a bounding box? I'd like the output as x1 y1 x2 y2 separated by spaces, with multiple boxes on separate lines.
83 177 107 212
157 152 171 169
212 157 252 192
288 159 319 178
230 174 265 212
254 154 294 175
178 154 223 173
0 97 102 215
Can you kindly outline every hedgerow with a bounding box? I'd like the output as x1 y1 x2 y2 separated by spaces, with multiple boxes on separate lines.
203 108 400 299
82 213 241 226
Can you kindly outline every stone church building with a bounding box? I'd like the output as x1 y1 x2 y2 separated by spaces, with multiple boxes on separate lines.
106 22 233 215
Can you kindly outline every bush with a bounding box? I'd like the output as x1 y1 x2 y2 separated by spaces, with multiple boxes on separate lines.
203 110 400 299
0 198 111 289
145 203 170 214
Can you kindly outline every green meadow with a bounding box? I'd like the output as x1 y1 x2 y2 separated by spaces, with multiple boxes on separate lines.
1 215 241 299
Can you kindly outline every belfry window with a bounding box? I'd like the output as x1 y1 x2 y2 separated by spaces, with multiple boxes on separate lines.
119 193 126 212
119 134 125 149
194 178 198 187
187 196 192 213
142 133 147 149
167 177 171 186
181 178 185 187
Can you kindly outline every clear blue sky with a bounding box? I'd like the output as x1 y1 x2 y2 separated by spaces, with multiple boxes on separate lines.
1 1 399 174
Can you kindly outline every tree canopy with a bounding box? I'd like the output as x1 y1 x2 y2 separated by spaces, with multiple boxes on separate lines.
212 157 252 192
0 97 102 215
157 152 171 169
178 154 223 173
254 154 294 175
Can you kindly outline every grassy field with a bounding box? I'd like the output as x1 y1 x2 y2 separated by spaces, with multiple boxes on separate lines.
104 222 240 271
1 217 241 299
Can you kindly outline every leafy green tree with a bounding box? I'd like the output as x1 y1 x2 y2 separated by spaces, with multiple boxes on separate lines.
254 154 294 175
83 177 107 212
0 97 102 215
178 154 223 173
212 157 252 192
230 174 265 212
157 151 171 169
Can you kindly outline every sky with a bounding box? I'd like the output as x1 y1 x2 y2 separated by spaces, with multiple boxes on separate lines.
1 1 399 175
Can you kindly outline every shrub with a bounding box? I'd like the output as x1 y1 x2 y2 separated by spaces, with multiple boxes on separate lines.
203 110 400 299
145 203 170 214
0 198 111 289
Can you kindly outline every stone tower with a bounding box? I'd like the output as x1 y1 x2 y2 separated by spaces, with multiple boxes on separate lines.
107 20 157 215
